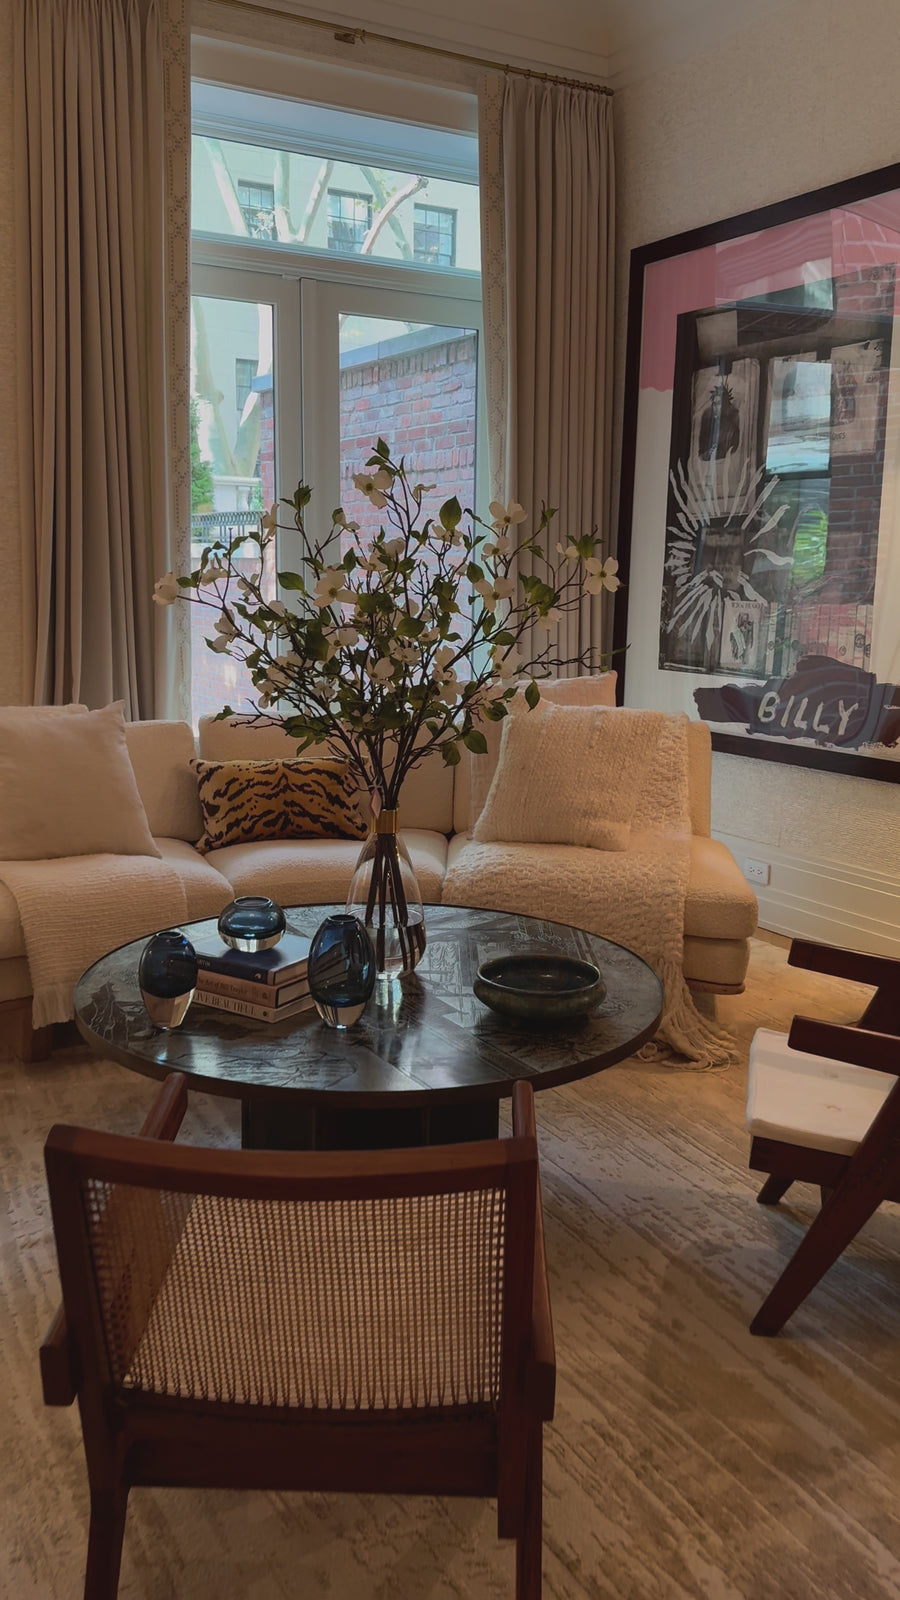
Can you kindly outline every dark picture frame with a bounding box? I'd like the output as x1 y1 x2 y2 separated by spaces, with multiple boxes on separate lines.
614 163 900 783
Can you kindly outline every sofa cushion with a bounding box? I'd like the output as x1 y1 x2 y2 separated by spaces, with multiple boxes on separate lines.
454 672 618 835
473 703 656 852
124 720 203 842
197 716 455 835
0 702 160 860
193 757 366 852
206 828 448 906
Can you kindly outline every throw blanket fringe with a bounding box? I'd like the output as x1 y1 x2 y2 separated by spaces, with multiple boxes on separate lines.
0 854 191 1027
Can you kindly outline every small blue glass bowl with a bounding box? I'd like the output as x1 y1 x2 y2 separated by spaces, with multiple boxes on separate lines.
217 895 286 953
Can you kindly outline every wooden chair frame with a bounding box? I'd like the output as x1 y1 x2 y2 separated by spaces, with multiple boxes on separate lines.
749 939 900 1336
41 1075 555 1600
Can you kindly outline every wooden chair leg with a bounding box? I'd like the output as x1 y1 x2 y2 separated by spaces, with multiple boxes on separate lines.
83 1487 128 1600
750 1184 883 1337
515 1425 544 1600
757 1174 792 1205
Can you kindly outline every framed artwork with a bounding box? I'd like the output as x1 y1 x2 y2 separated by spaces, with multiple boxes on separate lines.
614 163 900 782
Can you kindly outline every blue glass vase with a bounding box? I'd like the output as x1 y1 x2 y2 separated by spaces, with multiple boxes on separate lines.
138 930 198 1030
218 895 286 953
307 914 376 1029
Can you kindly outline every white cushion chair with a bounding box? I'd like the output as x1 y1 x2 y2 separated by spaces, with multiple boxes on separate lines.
746 939 900 1336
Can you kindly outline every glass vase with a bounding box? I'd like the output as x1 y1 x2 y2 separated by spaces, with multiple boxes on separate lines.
138 930 198 1030
307 913 376 1028
345 811 426 979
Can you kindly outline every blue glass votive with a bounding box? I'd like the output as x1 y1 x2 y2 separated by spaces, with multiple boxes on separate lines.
138 930 198 1030
307 913 376 1029
217 895 286 953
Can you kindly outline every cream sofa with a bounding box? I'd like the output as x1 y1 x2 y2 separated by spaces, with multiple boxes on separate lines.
0 708 757 1061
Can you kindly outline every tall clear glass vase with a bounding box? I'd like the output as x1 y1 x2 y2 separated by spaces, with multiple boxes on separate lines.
345 810 426 978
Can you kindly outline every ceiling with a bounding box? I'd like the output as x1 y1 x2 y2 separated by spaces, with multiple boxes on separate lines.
278 0 800 87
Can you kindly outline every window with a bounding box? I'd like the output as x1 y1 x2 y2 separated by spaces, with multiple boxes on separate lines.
327 190 373 254
235 356 257 414
189 76 484 727
414 204 457 268
237 180 276 239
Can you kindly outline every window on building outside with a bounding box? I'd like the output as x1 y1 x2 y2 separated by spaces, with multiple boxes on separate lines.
235 357 257 414
327 190 373 253
237 180 276 238
414 204 457 267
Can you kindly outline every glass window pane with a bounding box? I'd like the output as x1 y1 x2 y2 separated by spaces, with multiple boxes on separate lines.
190 294 276 726
338 313 478 574
192 136 480 272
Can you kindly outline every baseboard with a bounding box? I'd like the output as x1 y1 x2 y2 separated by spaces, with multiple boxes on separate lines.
713 833 900 958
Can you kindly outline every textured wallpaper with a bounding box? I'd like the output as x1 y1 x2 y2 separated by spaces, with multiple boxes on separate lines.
613 0 900 874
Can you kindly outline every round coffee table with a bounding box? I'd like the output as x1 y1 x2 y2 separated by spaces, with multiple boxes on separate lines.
74 903 663 1149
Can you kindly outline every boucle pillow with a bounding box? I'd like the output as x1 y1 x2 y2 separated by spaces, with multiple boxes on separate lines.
192 757 367 853
472 703 659 851
0 701 161 860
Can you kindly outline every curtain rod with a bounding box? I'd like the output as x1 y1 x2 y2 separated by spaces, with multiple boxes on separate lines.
205 0 614 96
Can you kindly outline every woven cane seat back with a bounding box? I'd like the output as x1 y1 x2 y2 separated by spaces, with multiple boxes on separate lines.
81 1172 511 1413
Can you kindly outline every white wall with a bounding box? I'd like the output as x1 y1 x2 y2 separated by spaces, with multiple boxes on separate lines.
614 0 900 953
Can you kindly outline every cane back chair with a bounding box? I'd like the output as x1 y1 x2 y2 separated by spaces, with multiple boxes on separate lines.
41 1074 556 1599
747 938 900 1336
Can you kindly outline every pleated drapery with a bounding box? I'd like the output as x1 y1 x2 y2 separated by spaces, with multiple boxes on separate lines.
478 74 615 675
14 0 190 717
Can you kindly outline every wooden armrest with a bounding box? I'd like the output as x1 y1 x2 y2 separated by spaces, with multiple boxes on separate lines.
40 1305 80 1405
788 1017 900 1076
788 939 900 988
138 1072 189 1141
512 1081 556 1420
40 1074 189 1407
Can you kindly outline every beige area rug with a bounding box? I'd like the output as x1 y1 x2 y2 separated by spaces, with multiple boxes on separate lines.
3 936 900 1600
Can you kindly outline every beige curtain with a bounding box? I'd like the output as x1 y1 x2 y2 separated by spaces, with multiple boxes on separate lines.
14 0 190 717
478 73 615 675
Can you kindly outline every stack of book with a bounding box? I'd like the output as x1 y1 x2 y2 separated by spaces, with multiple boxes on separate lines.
192 930 314 1023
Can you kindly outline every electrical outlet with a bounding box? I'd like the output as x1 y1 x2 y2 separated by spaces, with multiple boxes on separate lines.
743 857 771 886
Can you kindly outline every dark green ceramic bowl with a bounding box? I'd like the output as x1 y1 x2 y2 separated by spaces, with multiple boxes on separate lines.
473 953 606 1023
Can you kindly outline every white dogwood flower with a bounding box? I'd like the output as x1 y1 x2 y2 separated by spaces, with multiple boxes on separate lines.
489 498 527 531
353 468 392 508
313 568 352 608
584 555 620 594
152 572 178 606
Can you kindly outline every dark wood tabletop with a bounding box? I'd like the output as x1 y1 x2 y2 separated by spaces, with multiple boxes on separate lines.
74 904 663 1149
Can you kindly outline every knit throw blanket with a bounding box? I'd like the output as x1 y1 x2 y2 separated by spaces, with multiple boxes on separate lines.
1 854 190 1028
442 711 735 1070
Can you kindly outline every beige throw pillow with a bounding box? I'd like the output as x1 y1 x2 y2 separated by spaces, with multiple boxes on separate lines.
472 703 657 852
0 701 160 860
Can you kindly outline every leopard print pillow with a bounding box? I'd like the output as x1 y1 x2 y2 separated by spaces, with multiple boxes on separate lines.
192 757 367 853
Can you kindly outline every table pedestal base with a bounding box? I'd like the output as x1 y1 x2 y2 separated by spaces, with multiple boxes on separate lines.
241 1097 500 1151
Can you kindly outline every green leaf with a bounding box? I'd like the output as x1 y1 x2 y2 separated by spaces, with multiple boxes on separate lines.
482 700 508 722
525 679 541 709
462 729 488 754
441 741 462 767
466 562 484 584
277 571 304 590
374 438 390 460
439 496 462 532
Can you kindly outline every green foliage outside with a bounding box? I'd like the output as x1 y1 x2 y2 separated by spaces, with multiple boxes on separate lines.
190 398 215 513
